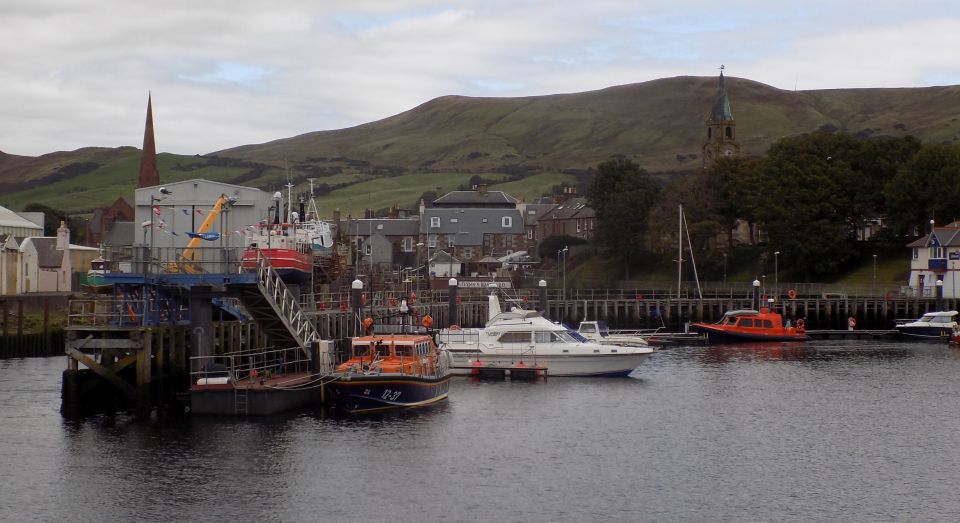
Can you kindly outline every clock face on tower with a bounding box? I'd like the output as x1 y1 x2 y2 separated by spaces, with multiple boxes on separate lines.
721 145 737 157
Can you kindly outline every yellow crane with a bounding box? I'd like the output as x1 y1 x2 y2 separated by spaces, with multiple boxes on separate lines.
166 194 235 274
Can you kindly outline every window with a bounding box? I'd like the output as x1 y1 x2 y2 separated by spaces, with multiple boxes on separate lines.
576 220 581 233
708 127 712 138
738 318 754 327
428 235 437 248
403 237 413 252
913 248 918 260
463 247 473 259
499 332 531 343
482 218 488 223
725 126 732 138
763 320 773 328
376 224 383 230
430 216 440 228
502 216 512 228
451 218 458 224
527 229 533 239
447 234 455 245
364 244 372 255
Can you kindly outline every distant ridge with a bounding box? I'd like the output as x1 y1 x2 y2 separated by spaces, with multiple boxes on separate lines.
3 76 960 213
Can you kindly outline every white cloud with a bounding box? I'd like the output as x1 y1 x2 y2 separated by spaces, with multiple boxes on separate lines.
1 1 959 156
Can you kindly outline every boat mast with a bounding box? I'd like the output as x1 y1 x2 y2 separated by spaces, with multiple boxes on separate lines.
677 205 683 299
683 208 703 299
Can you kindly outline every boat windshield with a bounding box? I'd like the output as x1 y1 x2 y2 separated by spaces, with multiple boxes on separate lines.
923 314 956 324
566 330 589 343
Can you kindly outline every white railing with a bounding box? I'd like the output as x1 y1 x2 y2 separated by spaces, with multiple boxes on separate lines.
255 249 320 348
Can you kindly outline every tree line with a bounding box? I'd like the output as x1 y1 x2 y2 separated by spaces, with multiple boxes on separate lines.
588 131 960 280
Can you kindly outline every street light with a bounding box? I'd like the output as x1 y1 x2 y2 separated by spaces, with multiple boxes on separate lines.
774 251 780 304
148 190 167 275
562 245 569 300
872 254 878 296
722 252 727 286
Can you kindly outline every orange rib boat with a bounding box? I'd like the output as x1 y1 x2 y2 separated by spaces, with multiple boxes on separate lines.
690 308 809 343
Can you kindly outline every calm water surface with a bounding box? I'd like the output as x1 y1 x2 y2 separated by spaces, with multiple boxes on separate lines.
3 340 960 522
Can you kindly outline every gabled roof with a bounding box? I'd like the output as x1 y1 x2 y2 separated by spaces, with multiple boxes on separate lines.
430 250 460 264
346 218 419 237
0 205 44 231
906 226 960 248
521 203 557 225
420 208 525 246
433 190 518 207
24 237 63 268
540 198 594 221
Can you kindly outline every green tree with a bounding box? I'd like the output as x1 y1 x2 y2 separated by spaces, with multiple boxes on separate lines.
587 158 660 267
885 143 960 236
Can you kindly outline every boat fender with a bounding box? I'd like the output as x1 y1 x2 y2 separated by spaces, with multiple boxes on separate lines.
795 319 805 330
787 289 797 299
847 317 857 330
450 324 461 331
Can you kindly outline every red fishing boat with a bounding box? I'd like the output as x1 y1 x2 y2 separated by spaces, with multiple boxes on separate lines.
240 223 313 283
690 308 809 343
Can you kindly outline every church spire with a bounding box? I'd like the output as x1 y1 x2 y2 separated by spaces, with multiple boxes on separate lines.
709 67 733 122
137 93 160 189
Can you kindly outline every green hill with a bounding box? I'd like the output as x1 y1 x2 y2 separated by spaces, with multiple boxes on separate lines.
3 75 960 215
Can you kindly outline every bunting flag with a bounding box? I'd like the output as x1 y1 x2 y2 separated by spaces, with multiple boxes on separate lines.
141 219 153 228
186 232 220 241
153 205 161 216
196 209 205 215
182 208 190 216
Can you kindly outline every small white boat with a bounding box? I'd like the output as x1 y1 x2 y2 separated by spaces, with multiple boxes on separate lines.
894 311 958 340
438 291 654 377
576 320 651 347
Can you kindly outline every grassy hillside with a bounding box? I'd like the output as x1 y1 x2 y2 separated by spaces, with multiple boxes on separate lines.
4 75 960 214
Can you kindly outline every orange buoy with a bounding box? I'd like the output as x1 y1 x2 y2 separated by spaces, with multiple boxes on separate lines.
787 289 797 299
362 317 374 332
421 315 434 328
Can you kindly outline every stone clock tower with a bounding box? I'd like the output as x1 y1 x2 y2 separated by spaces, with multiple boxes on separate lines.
702 68 740 169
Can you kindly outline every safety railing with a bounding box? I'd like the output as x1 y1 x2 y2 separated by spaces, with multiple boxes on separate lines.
190 345 312 385
255 249 320 347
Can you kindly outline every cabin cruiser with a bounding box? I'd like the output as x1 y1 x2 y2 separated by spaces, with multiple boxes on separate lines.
894 311 958 340
437 292 654 377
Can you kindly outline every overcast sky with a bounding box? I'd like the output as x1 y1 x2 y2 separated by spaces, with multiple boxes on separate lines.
2 0 959 157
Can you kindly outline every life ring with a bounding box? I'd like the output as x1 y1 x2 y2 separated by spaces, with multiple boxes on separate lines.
848 317 857 329
795 319 805 330
787 289 797 299
449 324 461 331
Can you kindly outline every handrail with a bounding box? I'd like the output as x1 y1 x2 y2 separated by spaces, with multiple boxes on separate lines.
255 249 320 348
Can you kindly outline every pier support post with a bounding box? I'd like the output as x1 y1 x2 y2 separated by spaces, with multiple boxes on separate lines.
351 279 363 337
448 278 458 327
752 279 761 310
538 279 548 319
189 285 214 374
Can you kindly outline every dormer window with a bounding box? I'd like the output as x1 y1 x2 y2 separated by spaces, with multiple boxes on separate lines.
430 217 440 228
451 218 458 224
502 216 512 228
376 224 384 230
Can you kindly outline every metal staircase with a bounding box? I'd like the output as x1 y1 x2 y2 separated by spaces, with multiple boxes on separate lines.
232 250 321 356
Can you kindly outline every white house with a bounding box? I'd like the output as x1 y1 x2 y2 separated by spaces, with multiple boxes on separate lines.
1 222 97 294
906 221 960 299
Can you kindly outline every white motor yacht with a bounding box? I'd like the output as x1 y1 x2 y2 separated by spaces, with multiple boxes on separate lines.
438 291 654 377
894 311 958 340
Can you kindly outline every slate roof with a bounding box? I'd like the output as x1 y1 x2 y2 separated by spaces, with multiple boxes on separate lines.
433 190 518 207
346 219 419 237
28 237 64 268
521 203 558 226
430 250 460 264
906 225 960 248
540 198 594 221
420 208 525 246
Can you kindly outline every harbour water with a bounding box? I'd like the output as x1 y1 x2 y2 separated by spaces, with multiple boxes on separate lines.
3 340 960 521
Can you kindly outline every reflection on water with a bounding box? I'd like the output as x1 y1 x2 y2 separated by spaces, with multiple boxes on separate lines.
4 340 960 521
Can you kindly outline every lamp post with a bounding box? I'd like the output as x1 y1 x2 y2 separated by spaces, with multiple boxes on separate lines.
148 190 168 275
873 254 878 296
722 252 727 286
562 246 569 301
774 251 780 305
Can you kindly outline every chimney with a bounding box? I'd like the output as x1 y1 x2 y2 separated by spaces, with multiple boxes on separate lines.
56 221 70 250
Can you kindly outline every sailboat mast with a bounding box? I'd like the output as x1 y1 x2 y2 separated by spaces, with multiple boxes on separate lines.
677 204 683 299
